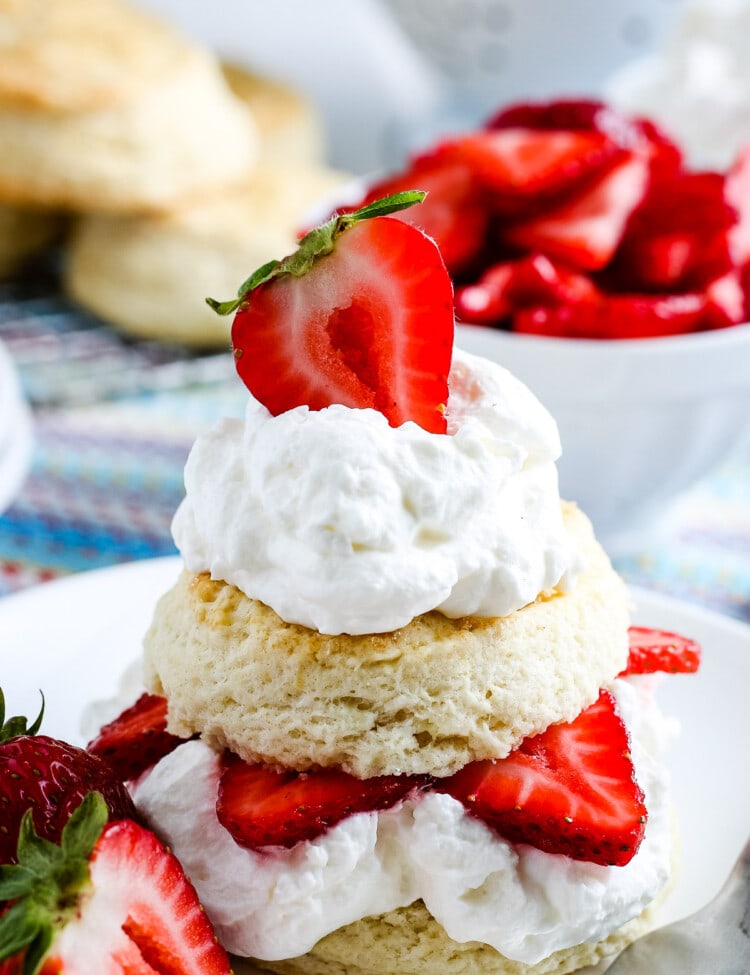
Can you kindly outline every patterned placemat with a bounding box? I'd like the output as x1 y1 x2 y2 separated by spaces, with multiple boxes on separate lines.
0 257 234 408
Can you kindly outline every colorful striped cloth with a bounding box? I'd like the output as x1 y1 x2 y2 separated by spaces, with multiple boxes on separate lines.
1 266 750 623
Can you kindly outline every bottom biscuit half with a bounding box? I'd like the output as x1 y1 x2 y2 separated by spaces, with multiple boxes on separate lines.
245 897 660 975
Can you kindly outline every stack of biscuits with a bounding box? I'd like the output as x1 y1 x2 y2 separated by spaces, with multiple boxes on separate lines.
0 0 346 346
141 503 674 975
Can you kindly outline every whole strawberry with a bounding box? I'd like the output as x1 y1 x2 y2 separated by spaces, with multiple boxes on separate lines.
0 792 232 975
0 690 135 865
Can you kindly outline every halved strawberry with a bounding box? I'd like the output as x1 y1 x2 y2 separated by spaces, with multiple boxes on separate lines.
620 626 702 677
209 192 454 435
502 150 651 271
455 253 596 325
88 692 189 783
0 793 231 975
343 157 489 275
216 753 431 850
435 690 647 867
422 128 624 218
514 291 707 339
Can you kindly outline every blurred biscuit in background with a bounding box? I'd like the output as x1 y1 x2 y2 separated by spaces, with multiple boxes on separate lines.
222 63 324 165
65 164 350 347
0 0 258 213
0 204 63 277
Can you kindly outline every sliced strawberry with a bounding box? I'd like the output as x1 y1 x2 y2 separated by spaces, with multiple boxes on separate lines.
436 690 647 867
423 128 624 217
610 172 735 292
488 99 683 174
634 117 683 180
514 291 707 339
216 753 430 850
725 146 750 265
704 269 747 329
0 793 231 975
455 260 516 324
88 692 189 783
488 99 633 137
620 626 702 676
502 150 651 271
209 193 454 435
345 157 489 275
455 253 596 325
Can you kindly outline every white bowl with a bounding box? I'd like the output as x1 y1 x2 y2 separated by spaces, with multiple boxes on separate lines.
456 322 750 551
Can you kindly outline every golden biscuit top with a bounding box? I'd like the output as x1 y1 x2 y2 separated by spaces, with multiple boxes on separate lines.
0 0 202 112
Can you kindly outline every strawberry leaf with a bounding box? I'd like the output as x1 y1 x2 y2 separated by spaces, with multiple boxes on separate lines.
206 190 428 316
0 901 38 958
0 690 44 744
0 795 107 970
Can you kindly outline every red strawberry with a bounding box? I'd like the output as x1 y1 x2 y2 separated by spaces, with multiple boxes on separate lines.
216 752 431 850
609 171 735 292
725 147 750 265
514 291 707 340
344 157 489 275
423 128 624 217
704 269 747 329
502 150 651 271
0 793 231 975
620 626 702 676
455 260 517 324
487 99 683 176
455 253 596 325
436 690 647 867
88 692 189 783
0 690 135 865
209 192 454 435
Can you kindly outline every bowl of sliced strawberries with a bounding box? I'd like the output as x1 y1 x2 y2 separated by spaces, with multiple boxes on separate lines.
331 98 750 546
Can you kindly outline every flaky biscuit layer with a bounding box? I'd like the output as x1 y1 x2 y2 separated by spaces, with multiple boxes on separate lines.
144 504 629 778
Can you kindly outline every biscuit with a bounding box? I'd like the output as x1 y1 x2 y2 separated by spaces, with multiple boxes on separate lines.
222 63 324 165
65 163 349 346
143 504 630 778
251 897 658 975
0 203 61 277
0 0 257 212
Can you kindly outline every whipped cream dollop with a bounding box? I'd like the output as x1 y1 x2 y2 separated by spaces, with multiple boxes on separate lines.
172 347 580 635
608 0 750 169
133 678 674 963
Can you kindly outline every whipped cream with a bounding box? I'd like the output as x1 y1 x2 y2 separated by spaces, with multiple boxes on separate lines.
608 0 750 169
172 347 580 635
133 678 674 964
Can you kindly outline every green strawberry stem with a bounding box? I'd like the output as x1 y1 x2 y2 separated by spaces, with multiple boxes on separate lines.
207 189 428 316
0 793 107 975
0 690 44 744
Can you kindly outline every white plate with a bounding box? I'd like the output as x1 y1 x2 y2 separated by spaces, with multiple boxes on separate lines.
1 557 749 949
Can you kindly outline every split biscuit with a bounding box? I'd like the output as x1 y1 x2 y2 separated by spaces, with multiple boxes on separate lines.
144 504 630 779
222 63 324 165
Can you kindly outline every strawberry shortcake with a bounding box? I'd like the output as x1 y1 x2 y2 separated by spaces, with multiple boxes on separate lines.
89 192 700 975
